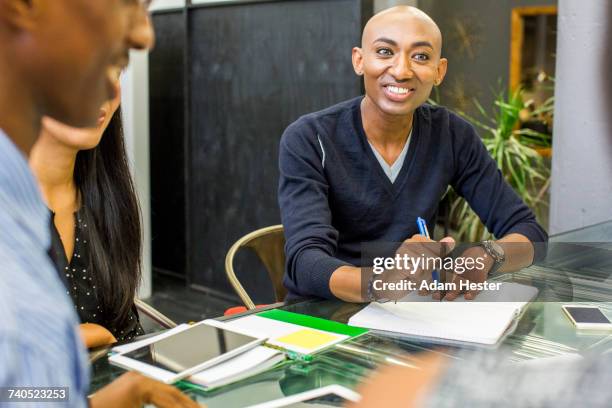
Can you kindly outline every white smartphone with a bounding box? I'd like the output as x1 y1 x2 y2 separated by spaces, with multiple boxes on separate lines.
245 385 361 408
561 305 612 330
110 321 266 383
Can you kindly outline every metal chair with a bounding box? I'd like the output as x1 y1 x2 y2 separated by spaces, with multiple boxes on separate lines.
134 298 178 329
225 225 287 310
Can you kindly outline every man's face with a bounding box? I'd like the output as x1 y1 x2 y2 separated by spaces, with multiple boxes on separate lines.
25 0 154 128
353 13 447 116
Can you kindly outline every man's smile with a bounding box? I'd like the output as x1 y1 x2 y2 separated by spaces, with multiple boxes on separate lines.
382 83 416 102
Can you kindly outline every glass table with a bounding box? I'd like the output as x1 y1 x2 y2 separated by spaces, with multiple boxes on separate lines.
90 222 612 407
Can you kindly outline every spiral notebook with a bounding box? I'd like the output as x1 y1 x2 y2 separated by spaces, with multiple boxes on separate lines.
348 282 538 346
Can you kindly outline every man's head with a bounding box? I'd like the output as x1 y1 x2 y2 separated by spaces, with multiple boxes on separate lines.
352 6 447 116
0 0 154 129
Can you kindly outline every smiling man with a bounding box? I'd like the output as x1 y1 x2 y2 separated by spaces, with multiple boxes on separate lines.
278 6 547 302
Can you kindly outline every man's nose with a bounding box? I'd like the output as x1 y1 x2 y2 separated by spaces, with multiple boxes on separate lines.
127 8 155 51
389 53 414 81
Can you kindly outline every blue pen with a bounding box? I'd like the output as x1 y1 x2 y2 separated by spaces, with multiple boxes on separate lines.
417 217 440 284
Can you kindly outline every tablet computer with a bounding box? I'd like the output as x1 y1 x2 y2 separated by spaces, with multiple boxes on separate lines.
110 321 266 383
245 385 361 408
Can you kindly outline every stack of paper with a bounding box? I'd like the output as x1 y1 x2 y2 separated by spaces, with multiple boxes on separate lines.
110 325 285 389
222 310 368 356
187 346 285 389
110 310 367 388
348 282 538 346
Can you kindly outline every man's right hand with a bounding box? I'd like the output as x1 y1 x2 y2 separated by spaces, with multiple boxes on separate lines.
89 371 201 408
330 235 455 303
372 235 455 301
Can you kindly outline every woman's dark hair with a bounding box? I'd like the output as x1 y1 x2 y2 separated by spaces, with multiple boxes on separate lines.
74 107 142 328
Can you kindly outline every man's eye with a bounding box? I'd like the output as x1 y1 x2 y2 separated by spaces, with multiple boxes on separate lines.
376 48 393 57
413 53 430 62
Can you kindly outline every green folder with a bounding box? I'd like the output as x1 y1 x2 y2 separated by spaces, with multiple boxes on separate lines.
257 309 369 338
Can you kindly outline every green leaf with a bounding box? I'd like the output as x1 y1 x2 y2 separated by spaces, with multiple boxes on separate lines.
444 79 552 241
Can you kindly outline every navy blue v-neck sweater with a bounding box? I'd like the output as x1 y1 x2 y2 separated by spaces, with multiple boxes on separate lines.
278 97 547 299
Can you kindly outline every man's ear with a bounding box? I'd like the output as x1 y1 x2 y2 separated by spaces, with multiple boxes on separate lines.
352 47 364 76
435 57 448 86
0 0 39 31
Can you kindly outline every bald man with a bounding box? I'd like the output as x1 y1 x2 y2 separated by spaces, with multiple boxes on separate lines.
278 6 547 302
353 5 612 407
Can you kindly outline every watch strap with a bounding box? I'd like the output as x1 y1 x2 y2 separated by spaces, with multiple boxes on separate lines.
480 240 505 275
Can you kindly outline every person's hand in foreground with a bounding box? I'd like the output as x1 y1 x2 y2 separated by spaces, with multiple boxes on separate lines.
90 371 201 408
348 353 448 408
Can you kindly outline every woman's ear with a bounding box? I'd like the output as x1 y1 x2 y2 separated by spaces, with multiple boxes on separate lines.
352 46 364 76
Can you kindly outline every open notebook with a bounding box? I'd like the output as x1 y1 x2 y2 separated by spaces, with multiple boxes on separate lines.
348 282 538 346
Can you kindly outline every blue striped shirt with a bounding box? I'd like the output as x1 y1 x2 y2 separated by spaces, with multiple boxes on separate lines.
0 130 89 407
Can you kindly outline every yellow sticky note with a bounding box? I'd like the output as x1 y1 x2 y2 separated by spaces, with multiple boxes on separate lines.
275 329 340 351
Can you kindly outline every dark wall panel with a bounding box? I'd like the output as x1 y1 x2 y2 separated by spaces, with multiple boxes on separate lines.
150 11 187 277
188 0 369 300
419 0 557 115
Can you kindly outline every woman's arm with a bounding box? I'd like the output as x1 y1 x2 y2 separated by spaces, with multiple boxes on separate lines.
79 323 116 348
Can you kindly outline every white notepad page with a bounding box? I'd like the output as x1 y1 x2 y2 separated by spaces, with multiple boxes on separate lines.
348 282 538 345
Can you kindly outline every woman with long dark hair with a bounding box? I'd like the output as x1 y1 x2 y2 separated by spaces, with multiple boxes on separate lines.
30 77 144 348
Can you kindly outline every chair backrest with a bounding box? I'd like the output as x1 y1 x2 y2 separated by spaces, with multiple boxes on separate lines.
134 298 178 329
225 225 286 309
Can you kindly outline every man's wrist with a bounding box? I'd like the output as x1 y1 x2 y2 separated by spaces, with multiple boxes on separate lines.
330 265 364 303
366 272 390 303
479 248 496 275
479 240 505 275
366 272 376 302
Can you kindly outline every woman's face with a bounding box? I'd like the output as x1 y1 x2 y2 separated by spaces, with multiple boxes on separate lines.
41 77 121 151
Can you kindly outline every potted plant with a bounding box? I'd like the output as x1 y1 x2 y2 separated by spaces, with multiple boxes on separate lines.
432 86 552 241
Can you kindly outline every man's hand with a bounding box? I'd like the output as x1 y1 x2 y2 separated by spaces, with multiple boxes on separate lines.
377 235 455 301
89 372 201 408
440 245 493 301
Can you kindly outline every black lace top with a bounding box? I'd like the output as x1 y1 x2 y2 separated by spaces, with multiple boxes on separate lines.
48 207 144 342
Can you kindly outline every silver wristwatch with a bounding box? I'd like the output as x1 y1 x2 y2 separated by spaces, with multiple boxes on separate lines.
480 240 505 275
